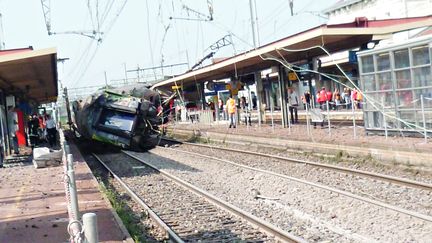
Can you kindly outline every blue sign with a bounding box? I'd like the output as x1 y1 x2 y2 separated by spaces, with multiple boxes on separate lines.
205 91 217 96
349 51 358 63
214 83 227 91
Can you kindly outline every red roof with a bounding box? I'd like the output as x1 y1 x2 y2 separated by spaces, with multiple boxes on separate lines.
328 15 432 28
0 47 33 56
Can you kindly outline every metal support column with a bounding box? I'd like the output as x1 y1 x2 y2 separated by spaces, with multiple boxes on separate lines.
254 72 263 126
83 213 98 243
63 88 72 130
312 57 320 93
198 83 206 110
278 65 288 128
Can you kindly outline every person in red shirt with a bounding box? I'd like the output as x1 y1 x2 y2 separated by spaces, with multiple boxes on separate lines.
326 90 333 110
351 89 358 110
319 87 327 109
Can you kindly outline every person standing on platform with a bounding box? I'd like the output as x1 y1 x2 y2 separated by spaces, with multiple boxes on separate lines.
304 91 311 109
326 89 333 110
319 87 327 110
288 88 299 124
38 114 46 141
218 98 224 120
343 88 351 110
45 114 57 147
227 95 237 128
351 89 358 110
7 106 19 155
28 114 40 148
334 89 341 110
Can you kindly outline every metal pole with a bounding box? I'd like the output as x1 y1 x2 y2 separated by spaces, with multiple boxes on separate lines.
286 104 291 134
255 74 262 128
235 109 238 131
215 97 219 122
270 97 274 132
326 100 331 136
305 103 311 137
248 0 257 48
382 97 388 140
64 144 70 155
63 88 73 130
104 71 108 88
67 154 74 171
383 111 388 140
421 95 427 143
351 96 357 139
123 63 128 84
83 213 98 243
253 0 260 46
0 105 6 157
67 168 80 220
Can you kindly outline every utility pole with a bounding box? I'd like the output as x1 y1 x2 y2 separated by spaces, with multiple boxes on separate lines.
249 0 262 126
248 0 257 48
104 71 108 88
253 0 260 46
0 13 5 49
289 0 294 16
63 87 72 130
123 63 128 84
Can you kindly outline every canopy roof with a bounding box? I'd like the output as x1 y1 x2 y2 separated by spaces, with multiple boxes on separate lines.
153 15 432 90
0 47 58 103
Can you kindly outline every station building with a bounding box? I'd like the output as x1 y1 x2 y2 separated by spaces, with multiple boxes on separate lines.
358 35 432 134
153 15 432 132
0 47 58 155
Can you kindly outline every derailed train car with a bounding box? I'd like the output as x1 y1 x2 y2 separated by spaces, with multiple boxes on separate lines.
72 84 167 150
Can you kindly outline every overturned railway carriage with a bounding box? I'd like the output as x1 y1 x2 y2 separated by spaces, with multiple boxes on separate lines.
72 85 164 149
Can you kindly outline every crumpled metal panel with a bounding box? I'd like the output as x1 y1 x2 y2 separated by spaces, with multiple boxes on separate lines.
72 85 163 149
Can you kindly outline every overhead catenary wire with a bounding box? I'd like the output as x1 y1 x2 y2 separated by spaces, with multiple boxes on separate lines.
279 45 429 134
99 0 115 27
256 44 431 137
70 0 129 88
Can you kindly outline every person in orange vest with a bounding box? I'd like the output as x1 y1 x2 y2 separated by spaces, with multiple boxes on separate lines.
351 89 358 110
356 90 363 109
226 94 237 128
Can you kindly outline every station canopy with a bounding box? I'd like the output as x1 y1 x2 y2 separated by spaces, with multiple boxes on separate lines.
153 15 432 90
0 47 58 103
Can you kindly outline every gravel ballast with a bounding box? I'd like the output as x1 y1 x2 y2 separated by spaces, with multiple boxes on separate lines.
128 147 432 242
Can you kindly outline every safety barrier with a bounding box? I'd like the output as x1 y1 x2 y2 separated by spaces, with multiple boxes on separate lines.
59 130 99 243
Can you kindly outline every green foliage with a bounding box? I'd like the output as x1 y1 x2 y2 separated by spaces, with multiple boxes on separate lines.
99 183 147 243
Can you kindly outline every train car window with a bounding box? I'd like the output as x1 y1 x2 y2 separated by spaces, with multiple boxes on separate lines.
98 109 135 132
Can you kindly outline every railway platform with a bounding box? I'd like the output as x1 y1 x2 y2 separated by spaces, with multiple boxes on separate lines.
167 121 432 168
0 140 132 243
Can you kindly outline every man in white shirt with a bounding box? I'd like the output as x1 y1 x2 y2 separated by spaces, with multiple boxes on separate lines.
7 106 19 154
45 114 57 147
288 88 299 124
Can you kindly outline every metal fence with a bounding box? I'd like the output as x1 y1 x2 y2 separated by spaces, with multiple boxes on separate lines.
60 130 98 243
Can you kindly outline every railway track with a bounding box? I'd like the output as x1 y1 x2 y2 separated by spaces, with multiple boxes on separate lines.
157 144 432 221
92 151 304 242
160 137 432 191
138 139 432 241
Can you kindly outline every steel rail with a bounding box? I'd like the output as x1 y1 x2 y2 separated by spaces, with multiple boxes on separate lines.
91 153 184 243
157 146 432 223
122 150 305 243
161 137 432 191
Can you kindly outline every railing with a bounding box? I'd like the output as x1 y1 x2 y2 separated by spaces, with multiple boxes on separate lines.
59 130 99 243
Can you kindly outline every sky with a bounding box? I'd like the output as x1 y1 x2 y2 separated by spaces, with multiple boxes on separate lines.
0 0 339 90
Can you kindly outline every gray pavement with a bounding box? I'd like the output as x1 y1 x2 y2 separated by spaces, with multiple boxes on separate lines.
0 142 131 243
